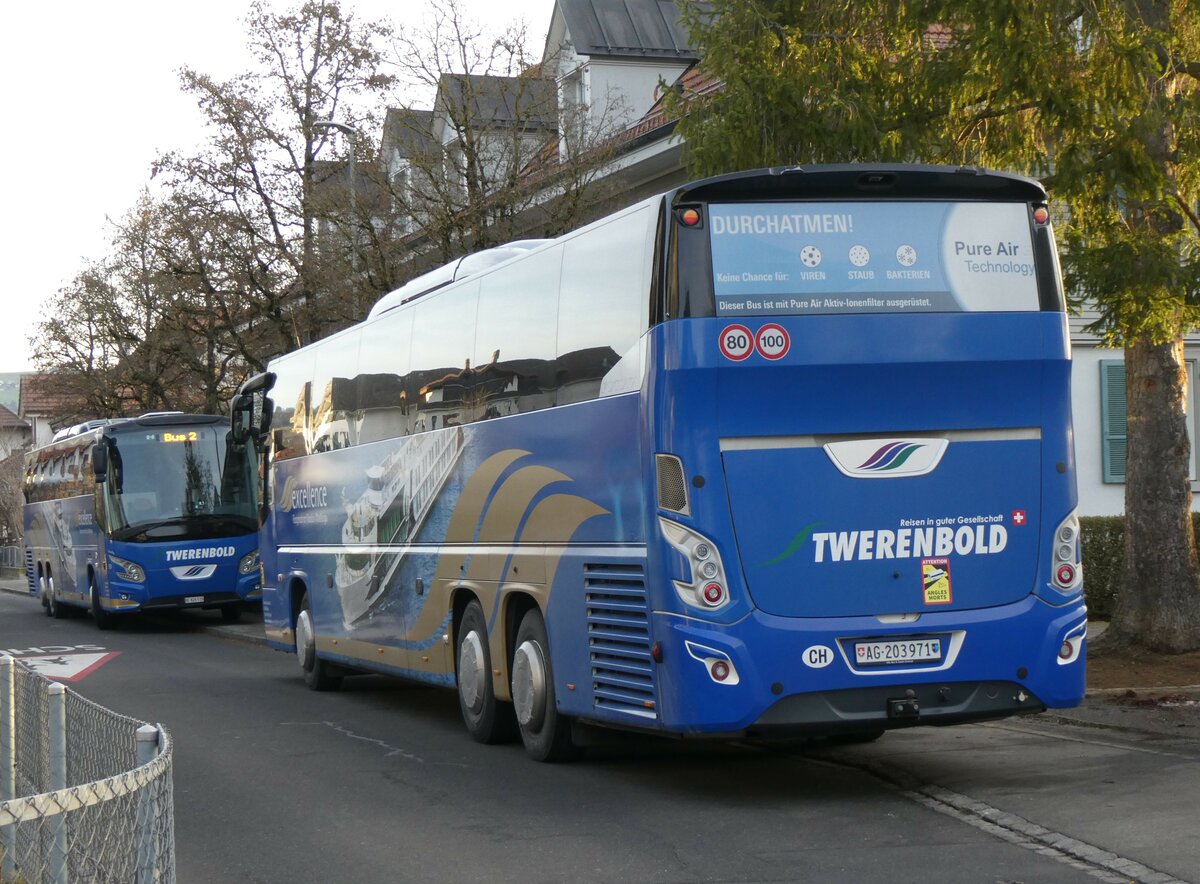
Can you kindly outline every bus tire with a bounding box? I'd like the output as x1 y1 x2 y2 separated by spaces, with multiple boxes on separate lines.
511 608 577 762
297 592 342 691
90 576 115 631
39 573 51 616
456 600 516 744
48 575 68 620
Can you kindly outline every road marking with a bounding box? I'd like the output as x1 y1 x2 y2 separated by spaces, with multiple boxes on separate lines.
20 652 121 682
811 747 1188 884
984 719 1200 762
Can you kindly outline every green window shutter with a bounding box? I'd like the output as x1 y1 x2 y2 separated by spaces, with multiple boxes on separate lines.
1100 360 1127 483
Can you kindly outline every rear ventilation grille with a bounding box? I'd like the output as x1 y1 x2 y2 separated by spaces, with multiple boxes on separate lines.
24 547 35 594
656 454 689 514
585 563 657 720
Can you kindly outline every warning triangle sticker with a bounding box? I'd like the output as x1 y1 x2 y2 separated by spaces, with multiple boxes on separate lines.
21 652 121 682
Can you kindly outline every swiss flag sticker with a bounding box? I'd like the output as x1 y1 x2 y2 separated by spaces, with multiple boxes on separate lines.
1011 510 1027 526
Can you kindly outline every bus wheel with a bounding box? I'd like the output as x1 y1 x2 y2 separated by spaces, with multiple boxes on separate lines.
296 593 342 691
39 574 51 616
90 576 115 631
456 600 516 743
48 576 67 620
511 609 577 762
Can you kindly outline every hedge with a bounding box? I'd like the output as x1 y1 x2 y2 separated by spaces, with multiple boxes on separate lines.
1079 513 1200 620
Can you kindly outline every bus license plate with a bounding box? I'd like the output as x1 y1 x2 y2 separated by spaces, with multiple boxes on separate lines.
855 638 941 666
184 595 204 604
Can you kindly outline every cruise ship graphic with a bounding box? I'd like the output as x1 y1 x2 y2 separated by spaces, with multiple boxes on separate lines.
334 426 464 628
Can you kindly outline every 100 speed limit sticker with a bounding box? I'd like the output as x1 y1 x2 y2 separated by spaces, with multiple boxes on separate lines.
719 323 790 361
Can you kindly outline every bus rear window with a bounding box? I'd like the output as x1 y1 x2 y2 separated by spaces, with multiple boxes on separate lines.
708 201 1040 316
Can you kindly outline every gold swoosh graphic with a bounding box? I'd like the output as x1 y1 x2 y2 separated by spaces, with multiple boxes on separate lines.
503 493 609 588
434 448 530 585
472 465 572 582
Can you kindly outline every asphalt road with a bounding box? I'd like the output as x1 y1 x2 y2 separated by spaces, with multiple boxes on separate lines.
2 586 1196 883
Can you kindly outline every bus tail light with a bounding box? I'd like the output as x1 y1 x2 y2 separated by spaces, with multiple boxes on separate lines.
659 517 731 610
685 641 740 686
1057 623 1086 665
1051 511 1082 592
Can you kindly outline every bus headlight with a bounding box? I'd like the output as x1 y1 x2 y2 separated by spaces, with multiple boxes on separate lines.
659 517 731 610
239 550 260 575
109 555 145 583
1051 510 1082 591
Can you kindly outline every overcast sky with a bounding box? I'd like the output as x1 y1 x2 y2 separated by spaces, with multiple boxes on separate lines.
0 0 554 374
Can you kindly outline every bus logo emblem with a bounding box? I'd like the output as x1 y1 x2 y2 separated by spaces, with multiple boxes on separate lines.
823 438 949 479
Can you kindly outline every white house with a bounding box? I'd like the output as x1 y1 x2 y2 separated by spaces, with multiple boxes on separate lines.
1069 313 1200 516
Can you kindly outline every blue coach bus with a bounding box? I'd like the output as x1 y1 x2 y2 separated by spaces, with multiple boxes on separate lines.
239 164 1086 760
23 413 262 628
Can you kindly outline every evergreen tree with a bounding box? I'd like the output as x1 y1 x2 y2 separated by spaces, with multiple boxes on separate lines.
668 0 1200 651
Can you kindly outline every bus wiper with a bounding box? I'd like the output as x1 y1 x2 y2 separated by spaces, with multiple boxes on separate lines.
112 517 195 542
112 514 256 542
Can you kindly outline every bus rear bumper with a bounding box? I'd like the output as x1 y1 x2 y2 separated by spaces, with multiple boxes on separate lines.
647 595 1086 735
748 680 1043 737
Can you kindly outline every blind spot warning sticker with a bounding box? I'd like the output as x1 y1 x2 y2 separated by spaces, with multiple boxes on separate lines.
922 558 952 605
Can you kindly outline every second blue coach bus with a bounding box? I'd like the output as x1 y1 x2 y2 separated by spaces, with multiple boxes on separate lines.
242 164 1086 760
23 413 262 627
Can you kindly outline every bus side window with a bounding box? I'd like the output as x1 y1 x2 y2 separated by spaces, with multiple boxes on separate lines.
557 206 654 404
408 280 479 430
270 351 316 461
474 245 564 417
311 327 361 453
358 307 413 442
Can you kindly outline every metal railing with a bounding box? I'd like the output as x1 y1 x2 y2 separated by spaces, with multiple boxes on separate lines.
0 657 174 883
0 547 22 572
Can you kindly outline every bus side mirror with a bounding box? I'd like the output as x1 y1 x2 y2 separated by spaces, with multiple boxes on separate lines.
259 398 274 442
231 394 254 445
92 443 108 482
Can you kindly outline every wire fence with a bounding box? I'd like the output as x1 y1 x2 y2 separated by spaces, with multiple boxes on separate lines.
0 656 174 884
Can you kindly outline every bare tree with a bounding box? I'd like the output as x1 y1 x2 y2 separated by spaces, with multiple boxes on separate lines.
0 451 25 546
385 0 625 264
155 0 395 362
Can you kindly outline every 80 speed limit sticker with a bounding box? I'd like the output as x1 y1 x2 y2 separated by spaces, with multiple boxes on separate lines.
718 324 754 361
719 323 790 361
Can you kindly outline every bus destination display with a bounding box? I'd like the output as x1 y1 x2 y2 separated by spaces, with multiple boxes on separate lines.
709 201 1041 315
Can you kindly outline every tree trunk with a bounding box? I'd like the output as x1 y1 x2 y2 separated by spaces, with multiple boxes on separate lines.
1108 335 1200 652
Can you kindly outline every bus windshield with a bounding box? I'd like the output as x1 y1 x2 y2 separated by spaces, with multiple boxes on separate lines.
105 427 258 541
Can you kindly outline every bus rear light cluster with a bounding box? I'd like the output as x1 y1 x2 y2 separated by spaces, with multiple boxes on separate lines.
1057 624 1086 665
1051 511 1082 591
685 641 740 686
659 517 731 610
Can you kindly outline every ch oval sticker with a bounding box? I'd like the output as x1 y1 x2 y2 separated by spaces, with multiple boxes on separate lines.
803 645 835 669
